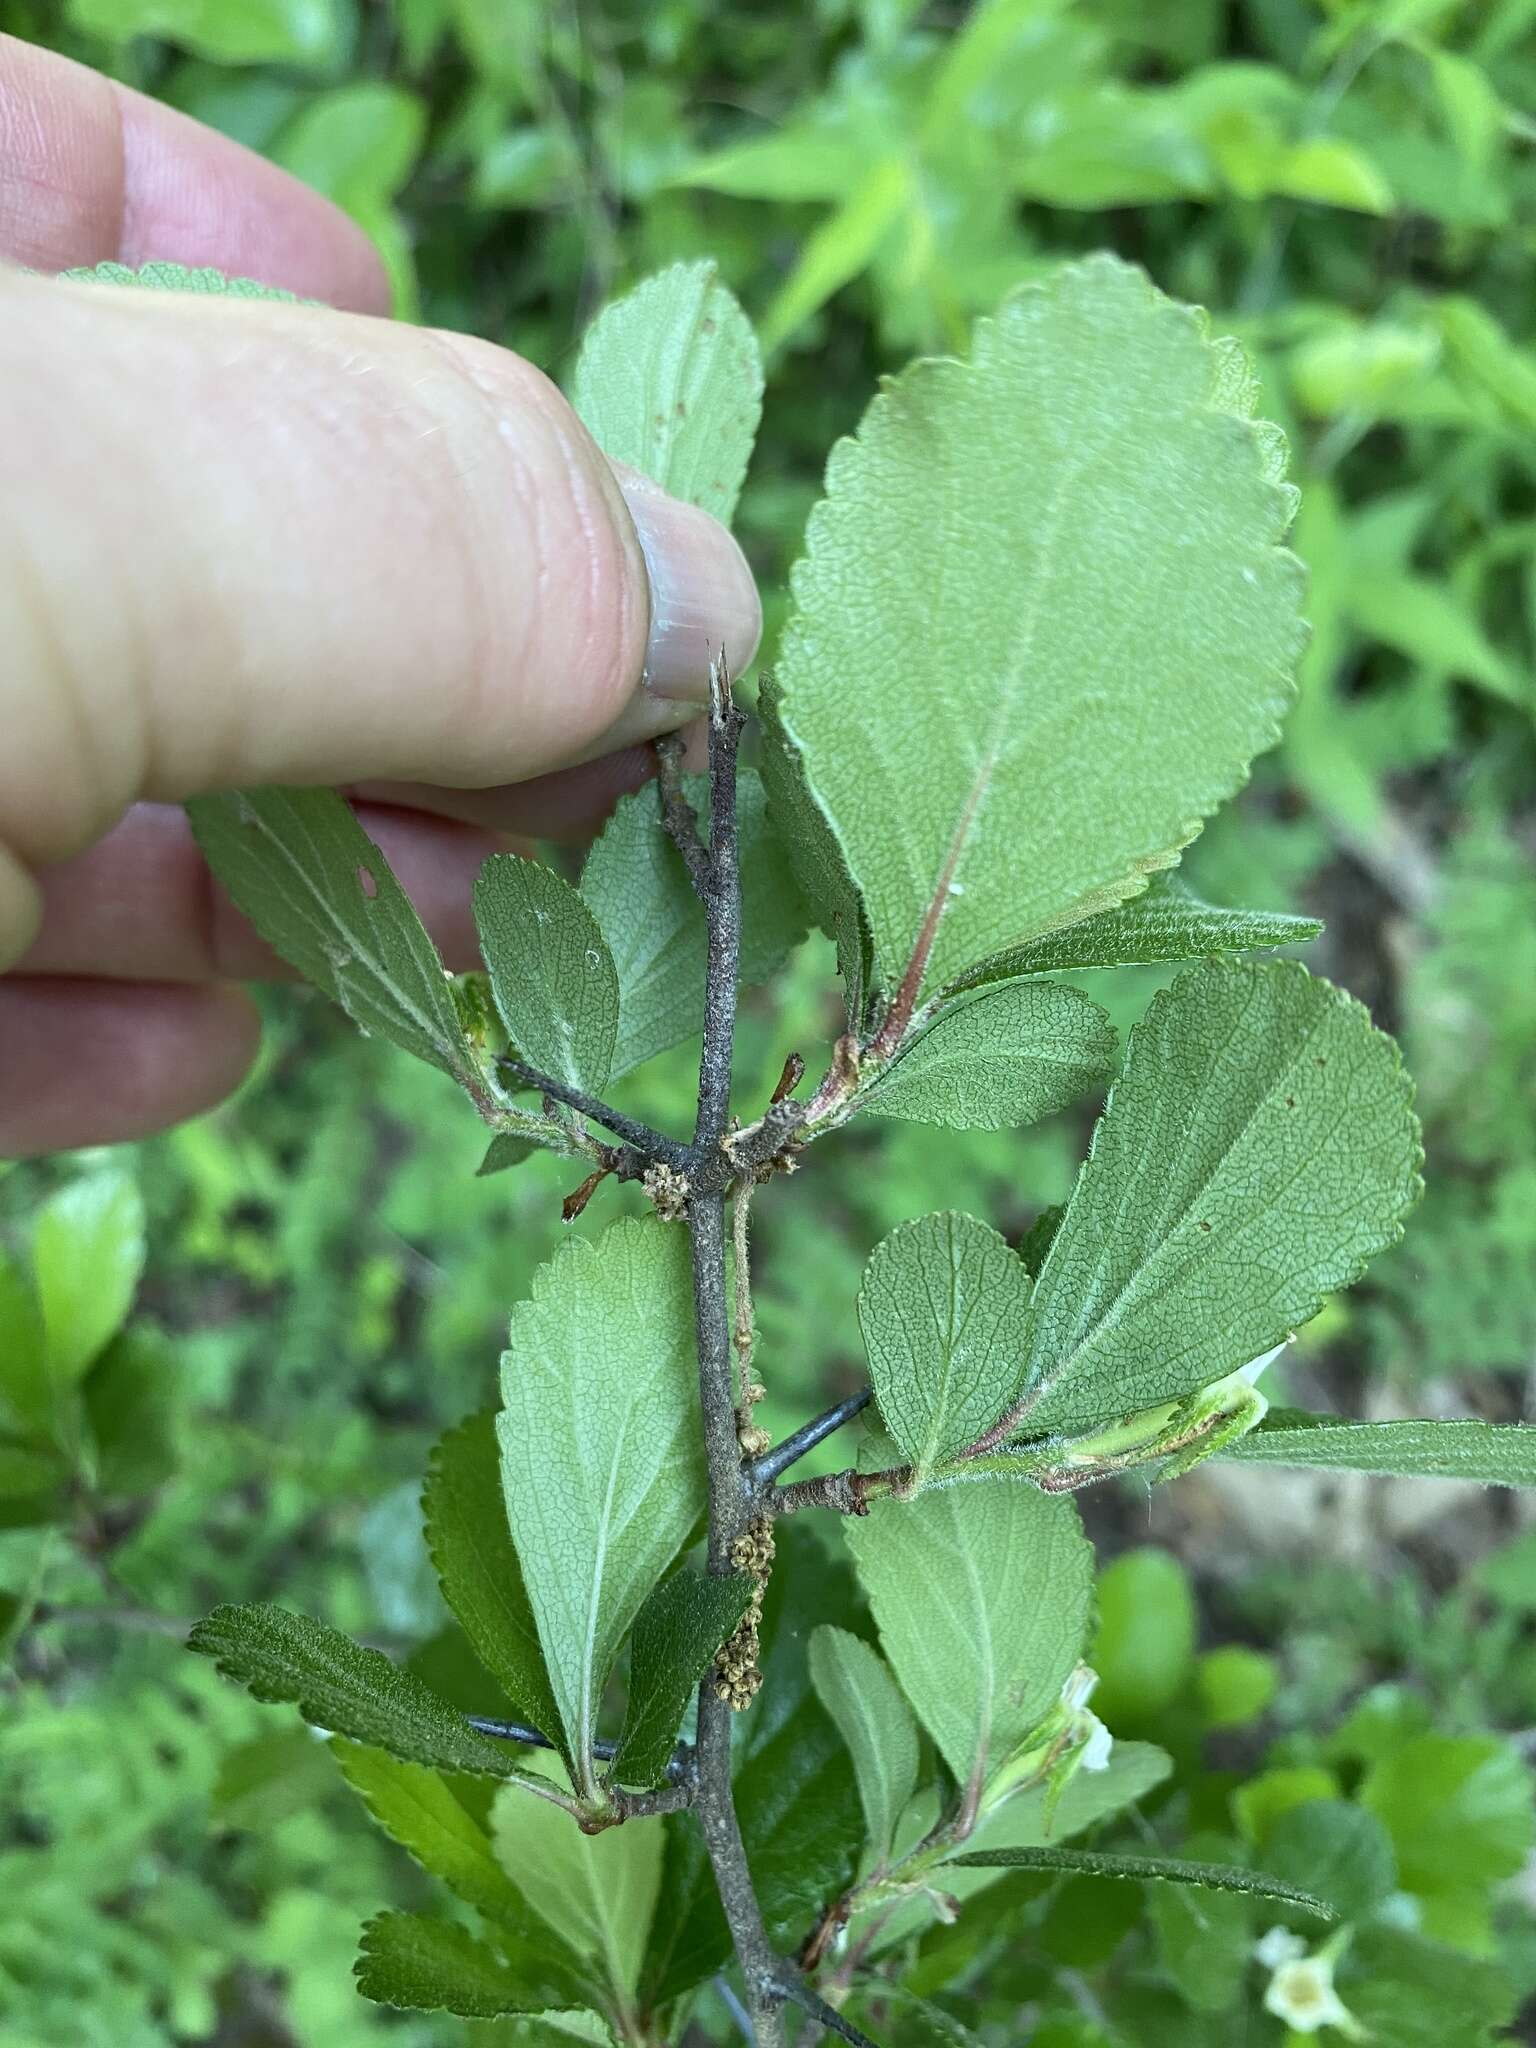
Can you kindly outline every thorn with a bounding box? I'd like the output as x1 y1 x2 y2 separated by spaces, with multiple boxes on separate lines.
771 1051 805 1104
561 1166 610 1222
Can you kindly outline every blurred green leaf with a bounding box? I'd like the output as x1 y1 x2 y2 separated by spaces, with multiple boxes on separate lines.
1092 1548 1195 1727
1193 1646 1277 1731
1360 1734 1534 1898
33 1172 146 1390
1258 1799 1396 1922
273 83 426 203
83 1328 178 1496
65 0 343 66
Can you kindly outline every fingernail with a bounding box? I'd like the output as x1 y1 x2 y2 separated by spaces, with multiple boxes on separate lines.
620 474 762 704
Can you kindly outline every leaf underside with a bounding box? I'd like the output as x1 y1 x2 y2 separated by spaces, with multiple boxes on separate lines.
1220 1413 1536 1487
775 253 1306 1002
861 979 1116 1130
948 1844 1336 1921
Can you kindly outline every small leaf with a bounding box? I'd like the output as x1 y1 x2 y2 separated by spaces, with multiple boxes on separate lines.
60 259 309 300
492 1776 662 2003
1017 959 1422 1435
570 259 763 524
188 1603 537 1779
580 769 807 1077
947 1844 1335 1920
0 1442 70 1497
187 788 484 1094
1221 1413 1536 1487
474 856 619 1094
775 256 1304 1002
808 1625 920 1863
355 1911 561 2018
946 872 1322 990
479 1132 542 1178
32 1172 146 1388
610 1570 755 1791
83 1328 178 1496
758 671 869 1021
861 981 1115 1130
1258 1800 1396 1922
497 1219 704 1797
0 1249 49 1435
332 1742 526 1921
859 1213 1032 1484
422 1413 564 1752
846 1477 1092 1789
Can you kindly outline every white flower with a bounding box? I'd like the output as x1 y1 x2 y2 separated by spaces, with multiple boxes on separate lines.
1261 1944 1362 2038
1255 1925 1307 1968
1078 1711 1113 1772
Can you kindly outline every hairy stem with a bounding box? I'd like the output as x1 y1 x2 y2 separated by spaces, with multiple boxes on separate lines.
495 1057 691 1169
670 660 787 2046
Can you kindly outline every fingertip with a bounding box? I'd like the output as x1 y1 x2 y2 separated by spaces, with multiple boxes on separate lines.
0 979 261 1156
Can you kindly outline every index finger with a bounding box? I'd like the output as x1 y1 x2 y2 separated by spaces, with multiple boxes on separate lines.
0 32 389 311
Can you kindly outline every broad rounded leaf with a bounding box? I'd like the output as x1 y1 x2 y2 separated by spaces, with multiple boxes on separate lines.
862 980 1115 1129
847 1477 1092 1788
1017 958 1422 1435
475 856 619 1094
860 1212 1032 1482
775 254 1305 1000
571 260 763 524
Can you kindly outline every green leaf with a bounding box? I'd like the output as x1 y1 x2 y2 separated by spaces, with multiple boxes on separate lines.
947 1845 1335 1920
63 0 342 65
59 259 310 300
475 856 619 1093
570 260 763 524
422 1413 563 1752
808 1625 920 1863
271 82 425 205
1349 575 1522 707
0 1249 49 1435
1220 1413 1536 1487
354 1911 561 2018
83 1329 178 1496
1360 1735 1533 1897
188 1603 539 1779
861 981 1115 1130
1091 1548 1196 1727
859 1213 1032 1484
642 1693 864 2005
946 872 1322 991
1016 959 1421 1435
33 1172 146 1388
1342 1927 1517 2048
775 255 1304 1002
492 1776 661 2002
497 1219 703 1796
846 1477 1092 1788
580 770 807 1077
610 1570 754 1791
0 1441 70 1497
1258 1799 1396 1922
187 788 485 1095
1144 1832 1253 2013
479 1132 542 1178
871 1742 1173 1952
758 671 868 1019
332 1742 527 1922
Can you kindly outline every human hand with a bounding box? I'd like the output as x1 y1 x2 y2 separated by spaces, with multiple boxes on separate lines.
0 35 760 1157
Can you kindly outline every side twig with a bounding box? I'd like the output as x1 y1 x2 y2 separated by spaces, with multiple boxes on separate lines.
749 1390 873 1491
653 731 712 896
495 1056 691 1171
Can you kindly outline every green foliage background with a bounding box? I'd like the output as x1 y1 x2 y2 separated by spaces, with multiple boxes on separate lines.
2 0 1535 2041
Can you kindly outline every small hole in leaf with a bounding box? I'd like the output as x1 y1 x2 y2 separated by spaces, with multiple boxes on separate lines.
357 864 378 900
1198 1221 1212 1232
1285 1095 1296 1108
1314 1056 1327 1067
